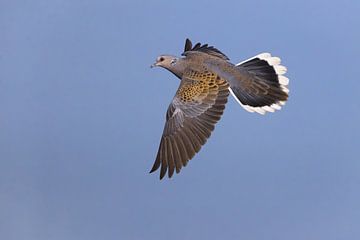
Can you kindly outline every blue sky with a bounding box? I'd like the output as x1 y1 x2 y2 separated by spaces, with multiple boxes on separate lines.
1 0 360 239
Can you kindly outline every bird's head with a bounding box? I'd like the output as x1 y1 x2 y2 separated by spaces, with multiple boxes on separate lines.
151 55 184 79
151 55 178 68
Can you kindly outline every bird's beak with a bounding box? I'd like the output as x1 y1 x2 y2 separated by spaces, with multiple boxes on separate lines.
150 62 158 68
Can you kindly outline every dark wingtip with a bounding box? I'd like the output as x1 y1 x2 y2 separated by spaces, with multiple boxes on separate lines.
184 38 192 53
149 162 160 174
150 167 165 180
168 169 174 178
160 167 167 180
182 40 229 60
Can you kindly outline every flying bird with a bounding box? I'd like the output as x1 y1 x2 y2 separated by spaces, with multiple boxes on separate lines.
150 39 289 179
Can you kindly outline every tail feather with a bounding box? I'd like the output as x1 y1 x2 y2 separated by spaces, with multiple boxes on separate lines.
230 53 289 114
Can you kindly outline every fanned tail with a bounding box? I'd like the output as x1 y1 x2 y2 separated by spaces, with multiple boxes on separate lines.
230 53 289 114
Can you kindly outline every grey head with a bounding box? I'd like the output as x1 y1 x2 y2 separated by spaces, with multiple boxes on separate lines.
151 39 230 79
151 55 186 79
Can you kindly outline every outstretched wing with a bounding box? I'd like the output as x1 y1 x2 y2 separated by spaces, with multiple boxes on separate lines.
150 70 229 179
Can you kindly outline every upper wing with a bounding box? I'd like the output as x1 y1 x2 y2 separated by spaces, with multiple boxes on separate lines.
182 38 229 60
150 70 229 179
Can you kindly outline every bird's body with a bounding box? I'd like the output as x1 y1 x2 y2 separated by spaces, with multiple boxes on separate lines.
151 39 289 179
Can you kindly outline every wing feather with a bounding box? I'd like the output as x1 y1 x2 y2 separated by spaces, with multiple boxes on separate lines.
182 39 229 60
150 72 229 179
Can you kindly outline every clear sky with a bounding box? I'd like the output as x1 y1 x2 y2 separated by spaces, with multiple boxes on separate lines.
1 0 359 239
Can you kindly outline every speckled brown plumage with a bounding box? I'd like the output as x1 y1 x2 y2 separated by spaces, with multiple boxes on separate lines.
150 68 229 179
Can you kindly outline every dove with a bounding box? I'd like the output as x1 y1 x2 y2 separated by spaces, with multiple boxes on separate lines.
150 39 289 179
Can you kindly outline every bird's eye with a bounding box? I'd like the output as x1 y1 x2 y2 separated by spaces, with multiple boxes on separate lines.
170 58 177 65
159 57 164 62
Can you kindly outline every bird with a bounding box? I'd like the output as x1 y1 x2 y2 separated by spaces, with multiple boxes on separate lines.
150 39 289 179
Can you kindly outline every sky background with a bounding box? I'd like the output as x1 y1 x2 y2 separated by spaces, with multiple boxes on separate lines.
1 0 360 239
